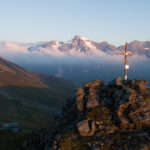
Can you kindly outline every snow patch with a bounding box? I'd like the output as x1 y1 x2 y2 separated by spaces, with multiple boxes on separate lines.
84 40 96 49
144 48 150 50
79 36 88 41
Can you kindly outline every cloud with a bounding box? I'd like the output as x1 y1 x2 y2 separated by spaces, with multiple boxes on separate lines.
67 49 87 57
64 48 104 57
0 42 28 54
56 67 63 77
87 48 104 56
0 41 107 59
38 47 66 57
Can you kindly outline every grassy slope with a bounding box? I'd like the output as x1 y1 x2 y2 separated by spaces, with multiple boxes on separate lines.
0 131 29 150
0 57 77 149
0 78 76 130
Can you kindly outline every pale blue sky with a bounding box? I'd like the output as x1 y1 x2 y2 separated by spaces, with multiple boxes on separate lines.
0 0 150 45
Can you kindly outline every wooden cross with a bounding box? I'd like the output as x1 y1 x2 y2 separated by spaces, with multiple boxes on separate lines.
116 42 136 80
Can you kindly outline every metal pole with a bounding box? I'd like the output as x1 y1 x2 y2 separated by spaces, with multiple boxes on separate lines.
116 42 136 81
124 43 128 80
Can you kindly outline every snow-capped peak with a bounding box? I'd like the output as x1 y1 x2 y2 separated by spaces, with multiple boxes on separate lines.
73 35 88 41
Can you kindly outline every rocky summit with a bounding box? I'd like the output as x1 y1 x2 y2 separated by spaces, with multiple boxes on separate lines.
24 77 150 150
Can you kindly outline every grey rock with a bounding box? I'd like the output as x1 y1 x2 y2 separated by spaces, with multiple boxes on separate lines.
109 77 123 87
84 80 103 88
0 127 9 131
24 78 150 150
2 122 20 128
75 88 86 112
22 140 28 149
11 127 20 133
130 79 148 92
87 98 99 109
77 120 95 136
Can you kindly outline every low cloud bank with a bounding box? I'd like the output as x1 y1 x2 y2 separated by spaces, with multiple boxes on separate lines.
0 41 148 68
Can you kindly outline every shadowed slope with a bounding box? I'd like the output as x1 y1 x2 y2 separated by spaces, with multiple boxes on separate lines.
0 56 77 130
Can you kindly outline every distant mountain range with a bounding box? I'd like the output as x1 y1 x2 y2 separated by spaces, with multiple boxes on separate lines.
0 35 150 57
118 40 150 56
28 35 118 54
28 35 150 56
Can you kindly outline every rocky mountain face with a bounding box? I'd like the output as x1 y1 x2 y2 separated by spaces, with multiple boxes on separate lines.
58 35 118 54
28 35 119 55
59 35 94 53
1 36 150 57
119 40 150 56
28 41 64 52
28 36 150 56
24 77 150 150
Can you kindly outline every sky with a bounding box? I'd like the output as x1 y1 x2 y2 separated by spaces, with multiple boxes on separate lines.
0 0 150 46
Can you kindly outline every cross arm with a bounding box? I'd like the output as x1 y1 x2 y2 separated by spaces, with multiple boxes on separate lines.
127 53 136 55
116 52 136 56
116 52 126 55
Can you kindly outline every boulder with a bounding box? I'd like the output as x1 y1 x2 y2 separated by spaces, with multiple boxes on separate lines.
109 77 123 87
130 79 148 92
84 80 103 88
87 97 99 109
76 80 103 111
76 88 85 112
0 128 9 131
0 122 21 133
85 80 102 109
24 78 150 150
1 122 20 128
11 127 21 133
84 81 93 88
77 120 95 136
76 87 85 96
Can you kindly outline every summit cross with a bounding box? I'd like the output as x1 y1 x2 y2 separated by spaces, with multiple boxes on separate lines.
116 42 136 80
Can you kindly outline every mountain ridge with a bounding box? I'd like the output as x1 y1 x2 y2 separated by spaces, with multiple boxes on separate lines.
1 36 150 57
28 35 150 56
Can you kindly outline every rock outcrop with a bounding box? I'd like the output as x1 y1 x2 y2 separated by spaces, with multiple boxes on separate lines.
0 122 21 133
24 77 150 150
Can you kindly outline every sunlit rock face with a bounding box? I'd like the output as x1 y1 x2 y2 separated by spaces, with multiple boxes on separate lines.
119 40 150 55
25 77 150 150
28 35 119 54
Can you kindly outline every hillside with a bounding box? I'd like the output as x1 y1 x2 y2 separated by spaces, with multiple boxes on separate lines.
0 56 77 131
25 77 150 150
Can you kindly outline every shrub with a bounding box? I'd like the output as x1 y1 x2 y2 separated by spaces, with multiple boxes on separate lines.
58 131 91 150
87 107 110 121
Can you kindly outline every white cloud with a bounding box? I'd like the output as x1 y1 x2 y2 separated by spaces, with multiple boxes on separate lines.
0 42 28 54
38 47 66 57
0 41 107 58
